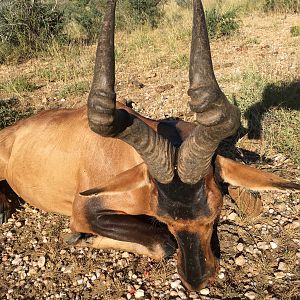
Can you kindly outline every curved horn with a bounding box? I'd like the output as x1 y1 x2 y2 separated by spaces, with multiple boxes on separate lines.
87 0 175 184
177 0 240 184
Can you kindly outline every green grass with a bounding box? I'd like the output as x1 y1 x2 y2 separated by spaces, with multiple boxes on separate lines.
58 81 90 98
290 25 300 37
0 76 38 94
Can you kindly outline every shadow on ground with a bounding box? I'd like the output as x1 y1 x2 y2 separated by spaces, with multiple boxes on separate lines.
244 80 300 140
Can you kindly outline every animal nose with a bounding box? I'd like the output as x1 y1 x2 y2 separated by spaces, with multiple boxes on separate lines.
175 230 218 291
177 259 218 291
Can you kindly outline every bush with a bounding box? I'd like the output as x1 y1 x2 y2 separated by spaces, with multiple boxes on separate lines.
61 0 105 43
0 0 166 63
206 8 240 39
264 0 300 13
0 0 64 63
62 0 166 38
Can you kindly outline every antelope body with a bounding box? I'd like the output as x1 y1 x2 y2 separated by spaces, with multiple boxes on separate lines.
1 0 299 291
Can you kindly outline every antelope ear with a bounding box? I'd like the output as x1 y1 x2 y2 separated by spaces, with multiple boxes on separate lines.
215 155 300 191
80 163 150 196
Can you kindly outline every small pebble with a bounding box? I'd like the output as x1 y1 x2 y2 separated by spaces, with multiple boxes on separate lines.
270 242 278 249
177 290 187 299
235 255 246 266
236 243 244 252
171 280 181 289
245 291 256 299
278 262 286 271
200 288 210 295
218 272 225 279
134 289 144 299
228 212 238 221
274 272 285 279
257 242 269 251
37 256 46 268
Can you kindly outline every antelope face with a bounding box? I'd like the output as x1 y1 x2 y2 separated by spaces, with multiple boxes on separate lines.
88 0 240 292
153 169 222 290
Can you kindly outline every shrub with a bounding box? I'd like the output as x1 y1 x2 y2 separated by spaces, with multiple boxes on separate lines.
206 8 240 39
0 0 166 63
62 0 166 38
0 0 64 63
264 0 300 13
61 0 105 43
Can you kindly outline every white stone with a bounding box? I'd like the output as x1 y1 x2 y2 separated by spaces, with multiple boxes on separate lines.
235 255 246 266
171 280 181 289
274 272 285 279
270 242 278 249
236 243 244 252
228 212 238 221
38 256 46 268
12 257 22 266
134 289 144 299
257 242 269 250
200 288 210 295
218 272 225 279
278 262 287 271
122 252 130 258
178 290 187 299
245 291 256 299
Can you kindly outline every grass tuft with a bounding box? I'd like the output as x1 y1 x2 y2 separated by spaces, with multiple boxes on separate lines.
58 81 90 99
290 25 300 36
0 76 38 94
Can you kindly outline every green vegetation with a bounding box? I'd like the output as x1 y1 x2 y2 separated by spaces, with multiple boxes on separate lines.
206 8 240 38
58 81 90 98
264 0 300 13
0 0 166 64
0 99 33 129
0 76 38 94
0 0 64 64
290 25 300 36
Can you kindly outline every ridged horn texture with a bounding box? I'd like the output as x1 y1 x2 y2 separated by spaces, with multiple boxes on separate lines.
87 0 175 184
177 0 241 184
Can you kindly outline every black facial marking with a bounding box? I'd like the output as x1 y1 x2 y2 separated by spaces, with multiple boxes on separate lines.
157 121 182 147
176 231 206 289
212 154 228 195
155 174 210 220
85 198 177 255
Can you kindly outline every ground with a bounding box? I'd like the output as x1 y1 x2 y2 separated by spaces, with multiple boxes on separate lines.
0 5 299 300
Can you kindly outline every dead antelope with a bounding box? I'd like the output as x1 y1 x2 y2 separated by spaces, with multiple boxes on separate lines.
0 0 299 291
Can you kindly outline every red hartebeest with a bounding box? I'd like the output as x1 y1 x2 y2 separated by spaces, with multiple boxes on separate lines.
0 0 299 291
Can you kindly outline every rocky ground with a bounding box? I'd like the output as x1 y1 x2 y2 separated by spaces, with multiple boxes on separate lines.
0 10 300 300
